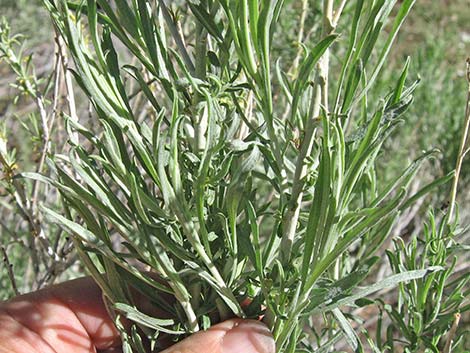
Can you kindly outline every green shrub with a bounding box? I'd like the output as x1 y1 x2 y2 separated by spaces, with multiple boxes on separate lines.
1 0 468 351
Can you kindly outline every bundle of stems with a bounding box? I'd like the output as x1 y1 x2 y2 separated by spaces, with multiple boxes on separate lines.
27 0 458 351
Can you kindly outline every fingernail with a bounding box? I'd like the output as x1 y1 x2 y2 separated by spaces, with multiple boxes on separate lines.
221 320 275 353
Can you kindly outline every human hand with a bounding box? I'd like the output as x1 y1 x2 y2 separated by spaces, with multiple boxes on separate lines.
0 277 275 353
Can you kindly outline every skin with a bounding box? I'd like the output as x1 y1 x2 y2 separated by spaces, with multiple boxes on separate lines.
0 278 275 353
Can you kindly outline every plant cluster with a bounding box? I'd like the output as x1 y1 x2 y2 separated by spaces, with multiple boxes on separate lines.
376 211 470 352
0 0 469 352
0 19 78 297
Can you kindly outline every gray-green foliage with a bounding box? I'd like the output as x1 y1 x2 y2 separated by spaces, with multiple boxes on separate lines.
10 0 464 352
0 0 51 45
373 211 470 352
0 19 78 298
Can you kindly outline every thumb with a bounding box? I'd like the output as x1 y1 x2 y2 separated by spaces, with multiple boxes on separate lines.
161 319 275 353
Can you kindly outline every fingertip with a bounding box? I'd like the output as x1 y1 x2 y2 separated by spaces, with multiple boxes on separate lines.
161 318 275 353
220 319 275 353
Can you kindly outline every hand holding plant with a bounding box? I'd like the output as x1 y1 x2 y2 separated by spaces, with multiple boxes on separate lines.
0 0 465 352
0 277 275 353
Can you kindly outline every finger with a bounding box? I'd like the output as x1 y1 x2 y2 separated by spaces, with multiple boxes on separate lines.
161 319 275 353
0 277 120 353
100 347 123 353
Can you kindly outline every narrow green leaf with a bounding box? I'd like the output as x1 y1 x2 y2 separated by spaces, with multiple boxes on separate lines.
314 267 444 314
291 34 338 120
332 308 360 352
114 303 183 334
246 201 263 275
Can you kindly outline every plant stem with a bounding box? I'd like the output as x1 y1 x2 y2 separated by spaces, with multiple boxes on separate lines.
332 0 348 27
289 0 309 76
194 22 208 152
280 94 321 263
169 197 243 316
1 246 20 295
56 31 79 145
443 313 461 353
280 0 335 263
448 58 470 223
31 35 64 217
31 94 50 215
165 274 200 332
320 0 334 109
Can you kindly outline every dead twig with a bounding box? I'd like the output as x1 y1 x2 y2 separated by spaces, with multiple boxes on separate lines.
443 313 461 353
448 58 470 223
1 246 20 296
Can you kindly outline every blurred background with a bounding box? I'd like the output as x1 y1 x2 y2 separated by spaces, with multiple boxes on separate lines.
0 0 469 349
